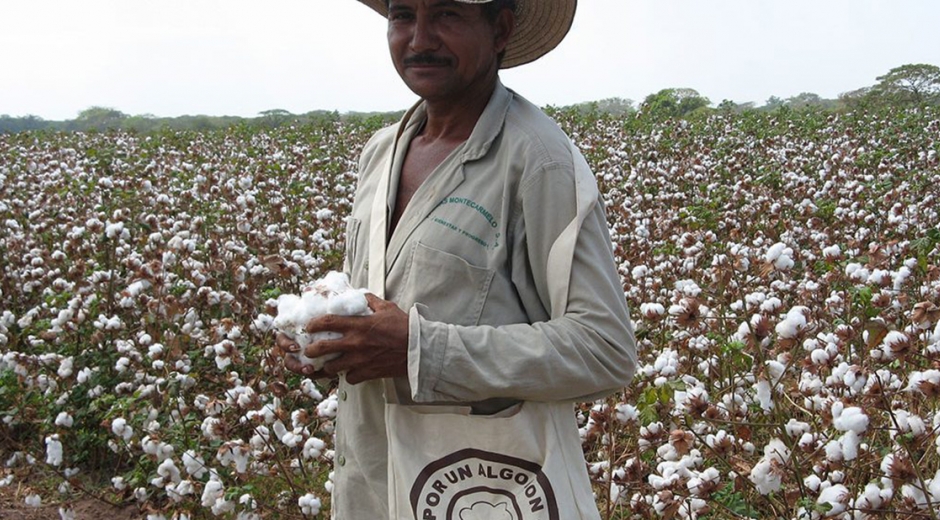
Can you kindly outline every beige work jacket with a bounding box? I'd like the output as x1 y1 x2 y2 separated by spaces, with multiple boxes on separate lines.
331 82 637 518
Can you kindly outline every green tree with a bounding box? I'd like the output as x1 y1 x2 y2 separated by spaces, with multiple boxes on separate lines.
641 88 710 120
762 96 786 110
872 63 940 105
0 115 50 133
123 114 160 133
838 87 874 110
785 92 825 110
718 99 755 114
259 109 294 128
73 106 128 131
594 97 635 116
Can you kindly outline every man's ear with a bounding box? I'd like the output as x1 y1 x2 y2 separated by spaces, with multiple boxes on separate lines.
493 8 515 55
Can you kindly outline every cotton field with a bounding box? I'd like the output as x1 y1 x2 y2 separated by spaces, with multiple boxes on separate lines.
1 106 939 519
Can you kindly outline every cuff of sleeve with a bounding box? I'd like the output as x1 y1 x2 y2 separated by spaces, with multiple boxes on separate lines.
408 303 446 402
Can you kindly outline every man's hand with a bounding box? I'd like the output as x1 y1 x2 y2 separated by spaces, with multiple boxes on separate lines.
293 293 409 384
275 333 329 379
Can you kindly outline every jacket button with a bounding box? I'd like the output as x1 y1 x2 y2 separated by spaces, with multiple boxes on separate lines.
340 390 348 401
338 455 346 466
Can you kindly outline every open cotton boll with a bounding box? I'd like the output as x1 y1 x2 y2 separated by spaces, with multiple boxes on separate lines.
298 493 322 516
817 484 849 516
764 242 794 270
273 271 371 370
832 403 869 434
45 435 63 466
776 306 809 339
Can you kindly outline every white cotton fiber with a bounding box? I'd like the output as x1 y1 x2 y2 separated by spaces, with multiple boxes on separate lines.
832 402 869 434
274 271 371 370
817 484 849 515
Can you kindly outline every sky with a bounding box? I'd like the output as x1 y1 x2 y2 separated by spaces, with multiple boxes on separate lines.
2 0 939 121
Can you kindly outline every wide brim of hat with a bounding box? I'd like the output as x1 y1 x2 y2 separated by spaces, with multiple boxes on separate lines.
357 0 576 69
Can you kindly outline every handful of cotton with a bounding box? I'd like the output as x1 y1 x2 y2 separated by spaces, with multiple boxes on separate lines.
274 271 371 370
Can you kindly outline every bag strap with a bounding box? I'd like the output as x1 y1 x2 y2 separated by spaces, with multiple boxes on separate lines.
545 140 599 319
368 104 420 299
369 104 420 405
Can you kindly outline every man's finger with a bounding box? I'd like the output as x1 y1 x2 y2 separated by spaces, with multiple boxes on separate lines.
275 333 301 354
282 353 308 374
304 313 354 334
364 292 383 310
304 336 348 359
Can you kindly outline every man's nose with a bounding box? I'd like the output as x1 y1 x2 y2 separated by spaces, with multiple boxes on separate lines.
410 15 439 53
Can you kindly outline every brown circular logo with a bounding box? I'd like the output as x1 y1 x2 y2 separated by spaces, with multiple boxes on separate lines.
410 449 559 520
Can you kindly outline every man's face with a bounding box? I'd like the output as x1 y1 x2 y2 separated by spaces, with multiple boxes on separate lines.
387 0 512 103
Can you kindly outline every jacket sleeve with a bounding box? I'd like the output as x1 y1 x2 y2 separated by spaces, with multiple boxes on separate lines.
407 158 637 404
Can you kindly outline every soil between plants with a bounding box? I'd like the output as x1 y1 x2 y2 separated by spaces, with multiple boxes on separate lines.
0 484 142 520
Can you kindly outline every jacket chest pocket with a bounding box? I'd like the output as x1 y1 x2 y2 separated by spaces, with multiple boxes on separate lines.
398 242 494 326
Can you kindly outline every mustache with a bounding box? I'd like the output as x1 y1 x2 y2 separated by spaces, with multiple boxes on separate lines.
404 53 452 66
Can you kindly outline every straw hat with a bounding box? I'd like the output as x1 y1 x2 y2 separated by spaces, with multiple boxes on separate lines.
356 0 577 69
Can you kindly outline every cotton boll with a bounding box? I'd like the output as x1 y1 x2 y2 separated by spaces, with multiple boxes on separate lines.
785 419 811 438
111 418 134 441
803 474 822 492
182 450 207 479
901 483 929 509
639 302 666 321
55 412 73 428
217 442 251 473
840 430 861 461
824 440 843 462
201 479 224 508
776 306 810 339
929 469 940 504
614 403 638 424
755 380 774 412
832 403 869 434
57 357 74 378
303 436 326 459
855 482 887 512
749 439 790 495
166 480 195 503
765 360 786 385
817 484 849 516
907 370 940 396
45 435 63 466
760 297 783 313
239 493 258 514
764 242 794 270
822 244 841 260
890 410 927 440
299 379 323 401
317 393 339 419
298 493 322 516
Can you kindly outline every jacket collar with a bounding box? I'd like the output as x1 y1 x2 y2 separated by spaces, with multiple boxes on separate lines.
401 80 513 164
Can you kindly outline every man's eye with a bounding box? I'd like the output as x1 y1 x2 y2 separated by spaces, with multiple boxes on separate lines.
389 10 414 21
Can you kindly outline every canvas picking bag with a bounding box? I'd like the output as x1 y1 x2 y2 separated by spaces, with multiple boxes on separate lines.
368 106 601 520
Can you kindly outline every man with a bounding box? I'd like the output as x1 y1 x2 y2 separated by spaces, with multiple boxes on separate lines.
279 0 636 517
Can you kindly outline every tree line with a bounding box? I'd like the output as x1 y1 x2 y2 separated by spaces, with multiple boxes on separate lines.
569 63 940 121
2 63 938 134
